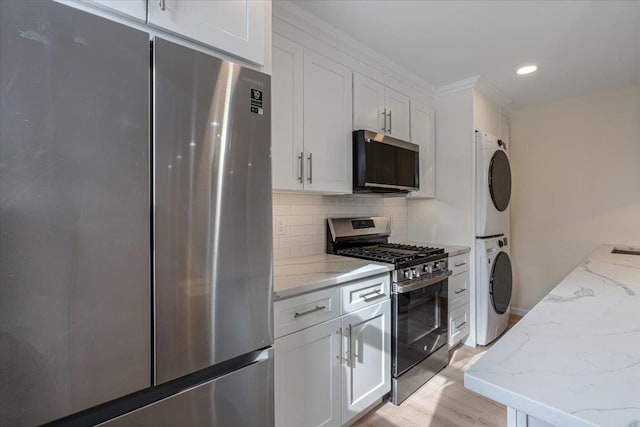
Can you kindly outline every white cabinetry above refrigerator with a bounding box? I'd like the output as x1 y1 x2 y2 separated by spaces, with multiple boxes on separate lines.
78 0 269 66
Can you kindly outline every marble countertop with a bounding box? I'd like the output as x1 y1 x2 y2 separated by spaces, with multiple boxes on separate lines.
465 244 640 427
273 254 393 300
403 241 470 257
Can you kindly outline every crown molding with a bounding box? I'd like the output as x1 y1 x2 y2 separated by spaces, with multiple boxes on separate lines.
435 75 513 112
273 0 436 100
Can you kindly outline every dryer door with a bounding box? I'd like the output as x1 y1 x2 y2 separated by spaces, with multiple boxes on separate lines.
490 251 512 314
488 150 511 211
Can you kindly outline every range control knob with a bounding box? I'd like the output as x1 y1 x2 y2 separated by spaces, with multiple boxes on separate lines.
412 268 420 278
436 261 446 271
423 264 433 274
403 269 412 279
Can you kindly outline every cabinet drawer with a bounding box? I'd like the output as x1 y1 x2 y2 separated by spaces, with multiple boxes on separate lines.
449 253 470 276
341 274 390 314
448 272 469 311
449 305 469 346
274 287 341 338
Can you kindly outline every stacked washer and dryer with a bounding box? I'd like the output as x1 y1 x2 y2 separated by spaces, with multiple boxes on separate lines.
475 131 513 346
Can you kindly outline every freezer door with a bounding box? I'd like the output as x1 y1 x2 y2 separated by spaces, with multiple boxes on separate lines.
102 352 274 427
0 2 150 426
154 38 273 383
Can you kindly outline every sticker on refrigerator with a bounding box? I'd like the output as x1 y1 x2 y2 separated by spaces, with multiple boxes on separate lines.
250 89 263 115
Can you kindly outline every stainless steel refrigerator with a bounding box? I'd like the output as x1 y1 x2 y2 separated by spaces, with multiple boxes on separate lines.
0 2 273 426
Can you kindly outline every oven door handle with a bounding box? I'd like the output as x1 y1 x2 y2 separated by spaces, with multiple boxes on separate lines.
394 270 452 294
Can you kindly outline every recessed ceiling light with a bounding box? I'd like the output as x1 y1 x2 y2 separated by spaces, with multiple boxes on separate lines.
517 65 538 75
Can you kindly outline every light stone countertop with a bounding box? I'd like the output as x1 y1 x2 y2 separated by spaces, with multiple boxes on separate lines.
464 244 640 427
403 241 471 257
273 254 393 300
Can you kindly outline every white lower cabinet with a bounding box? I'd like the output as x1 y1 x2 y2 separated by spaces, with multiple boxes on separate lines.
275 318 341 427
341 302 390 425
274 274 391 427
448 253 470 348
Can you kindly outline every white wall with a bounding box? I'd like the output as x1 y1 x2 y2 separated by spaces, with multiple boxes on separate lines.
510 85 640 311
408 88 474 245
273 193 408 260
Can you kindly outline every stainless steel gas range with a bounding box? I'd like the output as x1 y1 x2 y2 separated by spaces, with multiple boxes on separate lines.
327 216 451 405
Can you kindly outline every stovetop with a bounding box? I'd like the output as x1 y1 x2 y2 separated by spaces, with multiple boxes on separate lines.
336 243 445 268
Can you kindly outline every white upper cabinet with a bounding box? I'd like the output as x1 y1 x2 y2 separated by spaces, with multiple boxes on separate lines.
80 0 147 21
353 73 385 133
384 87 411 141
271 37 353 193
302 49 353 193
407 99 435 198
353 73 410 141
272 34 304 191
147 0 266 65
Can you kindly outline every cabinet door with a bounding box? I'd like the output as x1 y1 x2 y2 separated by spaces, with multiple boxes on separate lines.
342 301 391 424
275 318 341 427
407 99 435 198
82 0 147 21
353 73 385 133
147 0 266 65
303 49 352 193
272 34 304 191
384 87 411 141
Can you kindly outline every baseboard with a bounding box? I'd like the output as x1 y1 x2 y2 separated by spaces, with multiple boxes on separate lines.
510 306 530 317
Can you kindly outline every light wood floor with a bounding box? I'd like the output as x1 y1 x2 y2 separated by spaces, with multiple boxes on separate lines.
354 314 522 427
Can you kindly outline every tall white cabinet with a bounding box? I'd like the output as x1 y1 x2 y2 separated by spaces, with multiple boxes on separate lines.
303 50 352 193
272 34 352 193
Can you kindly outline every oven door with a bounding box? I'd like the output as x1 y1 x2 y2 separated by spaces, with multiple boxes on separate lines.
392 277 448 377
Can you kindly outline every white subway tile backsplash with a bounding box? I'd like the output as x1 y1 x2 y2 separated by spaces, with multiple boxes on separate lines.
272 192 409 260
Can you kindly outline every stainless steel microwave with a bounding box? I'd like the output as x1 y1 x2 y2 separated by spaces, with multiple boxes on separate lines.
353 129 420 194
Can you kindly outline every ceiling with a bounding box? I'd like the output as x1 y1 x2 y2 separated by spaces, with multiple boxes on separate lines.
291 0 640 110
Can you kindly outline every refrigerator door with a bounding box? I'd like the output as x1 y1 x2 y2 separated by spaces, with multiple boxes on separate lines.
154 38 273 383
101 351 274 427
0 2 150 426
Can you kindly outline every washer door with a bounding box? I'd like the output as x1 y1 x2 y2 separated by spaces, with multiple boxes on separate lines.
488 150 511 211
490 251 512 314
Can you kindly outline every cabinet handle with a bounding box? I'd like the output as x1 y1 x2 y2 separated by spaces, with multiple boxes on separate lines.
454 288 466 294
456 321 467 330
381 108 387 132
159 0 166 11
293 305 325 318
307 153 313 184
359 289 385 301
297 152 304 183
387 110 392 133
454 262 467 267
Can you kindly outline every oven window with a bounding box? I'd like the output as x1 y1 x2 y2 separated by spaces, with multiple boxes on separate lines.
393 280 448 376
365 141 417 188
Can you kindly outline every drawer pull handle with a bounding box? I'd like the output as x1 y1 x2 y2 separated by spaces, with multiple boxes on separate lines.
454 262 467 267
456 321 467 330
359 289 385 301
454 288 466 294
294 305 326 318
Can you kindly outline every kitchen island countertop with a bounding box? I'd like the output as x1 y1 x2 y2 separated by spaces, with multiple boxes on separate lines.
464 244 640 427
273 254 393 300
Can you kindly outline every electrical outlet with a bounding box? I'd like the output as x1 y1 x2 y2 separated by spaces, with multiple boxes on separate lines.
275 217 286 236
